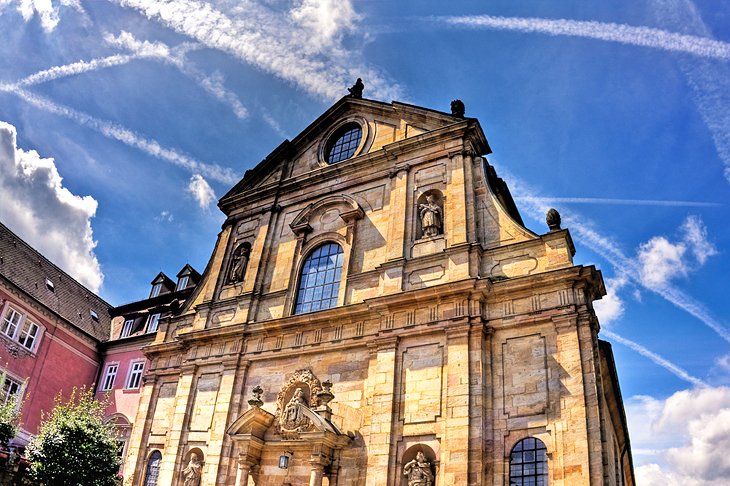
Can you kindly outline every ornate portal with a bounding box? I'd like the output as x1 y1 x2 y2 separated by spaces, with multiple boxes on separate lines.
275 369 324 439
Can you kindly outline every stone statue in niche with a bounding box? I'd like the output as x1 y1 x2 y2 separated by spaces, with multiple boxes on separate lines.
403 451 434 486
182 452 203 486
227 243 250 284
281 387 308 430
419 195 442 238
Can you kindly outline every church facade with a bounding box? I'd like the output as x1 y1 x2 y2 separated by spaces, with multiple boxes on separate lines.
124 94 634 486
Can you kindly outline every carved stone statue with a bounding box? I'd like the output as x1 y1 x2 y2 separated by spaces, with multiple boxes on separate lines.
451 99 465 118
403 451 434 486
228 244 249 284
182 452 203 486
282 387 307 428
418 195 442 238
546 208 561 231
348 78 364 98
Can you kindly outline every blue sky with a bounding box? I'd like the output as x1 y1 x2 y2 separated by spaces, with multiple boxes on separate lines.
1 0 729 483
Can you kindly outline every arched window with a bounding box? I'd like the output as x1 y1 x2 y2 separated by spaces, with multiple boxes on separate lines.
294 243 344 314
510 437 547 486
144 450 162 486
325 123 362 164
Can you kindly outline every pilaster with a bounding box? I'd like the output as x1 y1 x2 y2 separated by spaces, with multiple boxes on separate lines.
364 336 399 486
204 357 241 485
157 364 197 485
443 323 471 485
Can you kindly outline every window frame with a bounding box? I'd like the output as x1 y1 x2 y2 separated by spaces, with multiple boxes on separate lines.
0 304 44 353
293 242 345 315
147 314 161 334
125 361 145 390
509 437 548 486
150 283 162 298
0 372 23 405
121 318 135 338
100 363 119 391
176 275 189 291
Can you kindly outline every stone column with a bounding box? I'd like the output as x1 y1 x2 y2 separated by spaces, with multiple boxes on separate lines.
157 364 197 485
234 462 251 486
443 323 471 485
123 373 157 484
385 165 409 261
309 462 325 486
364 336 399 486
445 151 468 246
204 357 240 485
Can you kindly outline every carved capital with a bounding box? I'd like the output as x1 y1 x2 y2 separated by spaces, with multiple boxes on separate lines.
388 164 410 179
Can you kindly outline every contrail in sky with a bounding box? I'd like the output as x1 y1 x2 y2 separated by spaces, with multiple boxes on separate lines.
0 86 238 185
602 330 708 387
515 196 721 207
438 15 730 61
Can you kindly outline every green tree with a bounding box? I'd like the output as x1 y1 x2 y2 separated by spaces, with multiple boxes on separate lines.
0 371 22 446
27 387 121 486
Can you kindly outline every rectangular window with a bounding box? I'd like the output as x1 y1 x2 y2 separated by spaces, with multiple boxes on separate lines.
150 283 162 298
1 376 22 404
1 307 22 339
121 319 134 338
17 320 39 351
176 276 189 291
126 361 145 389
101 364 118 391
147 314 160 333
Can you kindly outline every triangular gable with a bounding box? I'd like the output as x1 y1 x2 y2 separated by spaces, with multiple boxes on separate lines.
219 96 484 209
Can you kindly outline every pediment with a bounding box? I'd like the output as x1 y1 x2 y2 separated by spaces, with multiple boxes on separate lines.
219 96 486 213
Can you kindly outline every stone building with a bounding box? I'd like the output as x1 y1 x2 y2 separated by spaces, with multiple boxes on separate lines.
124 93 634 485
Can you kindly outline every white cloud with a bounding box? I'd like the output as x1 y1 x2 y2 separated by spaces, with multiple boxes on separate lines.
4 0 83 32
638 216 717 288
594 275 627 326
187 174 216 210
0 120 103 291
155 210 174 222
439 14 730 61
114 0 402 101
629 386 730 485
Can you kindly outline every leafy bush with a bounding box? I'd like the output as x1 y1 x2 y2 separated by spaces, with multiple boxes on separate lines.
0 371 22 446
27 387 121 486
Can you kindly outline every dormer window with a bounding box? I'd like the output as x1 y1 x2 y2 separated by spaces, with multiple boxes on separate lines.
150 283 162 298
176 276 189 291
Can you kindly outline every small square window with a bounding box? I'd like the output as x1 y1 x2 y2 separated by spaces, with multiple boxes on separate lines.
90 310 99 321
45 278 54 292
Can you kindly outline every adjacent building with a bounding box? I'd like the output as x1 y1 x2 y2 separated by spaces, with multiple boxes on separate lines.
97 265 200 472
0 222 111 446
122 93 635 485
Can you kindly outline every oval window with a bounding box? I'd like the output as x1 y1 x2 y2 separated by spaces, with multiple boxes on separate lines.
326 123 362 164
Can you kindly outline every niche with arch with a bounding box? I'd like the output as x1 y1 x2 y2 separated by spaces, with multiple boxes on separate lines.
415 189 444 240
400 444 438 486
179 448 205 486
226 242 251 286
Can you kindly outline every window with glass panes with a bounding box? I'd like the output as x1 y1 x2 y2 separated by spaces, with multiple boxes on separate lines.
294 243 344 314
17 320 39 350
1 375 21 404
1 307 22 338
144 451 162 486
121 319 134 338
509 437 548 486
101 363 118 391
326 124 362 163
147 314 160 333
126 361 145 389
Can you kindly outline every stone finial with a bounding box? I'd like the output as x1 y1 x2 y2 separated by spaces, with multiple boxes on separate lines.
348 78 364 98
316 380 335 406
248 385 264 408
451 99 465 118
546 208 561 231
